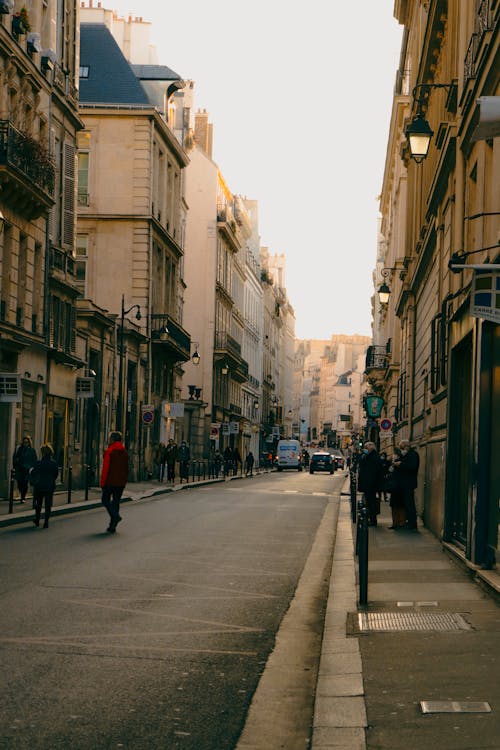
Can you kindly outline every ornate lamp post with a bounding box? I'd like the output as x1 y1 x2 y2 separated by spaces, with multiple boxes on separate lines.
117 294 141 432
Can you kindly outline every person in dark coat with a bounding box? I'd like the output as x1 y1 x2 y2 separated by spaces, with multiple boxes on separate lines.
223 445 233 476
100 431 129 533
379 451 391 502
388 448 406 529
31 444 58 528
213 449 222 477
357 441 384 526
232 447 241 475
178 441 190 482
13 436 37 504
245 451 254 477
157 442 167 482
393 440 420 530
165 439 178 483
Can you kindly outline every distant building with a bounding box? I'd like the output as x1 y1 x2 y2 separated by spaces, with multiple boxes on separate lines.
295 336 370 447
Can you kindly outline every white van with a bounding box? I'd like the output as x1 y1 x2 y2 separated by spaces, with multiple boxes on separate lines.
276 439 302 471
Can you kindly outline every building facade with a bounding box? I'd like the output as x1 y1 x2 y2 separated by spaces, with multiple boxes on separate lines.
0 0 82 494
77 22 190 478
374 0 499 568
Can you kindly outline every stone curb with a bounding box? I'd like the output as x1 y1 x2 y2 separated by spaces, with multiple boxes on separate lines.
311 479 367 750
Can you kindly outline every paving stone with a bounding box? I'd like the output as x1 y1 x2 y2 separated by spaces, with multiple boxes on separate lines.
313 696 367 727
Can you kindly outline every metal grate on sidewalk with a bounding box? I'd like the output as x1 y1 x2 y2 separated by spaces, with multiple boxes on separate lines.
355 611 471 632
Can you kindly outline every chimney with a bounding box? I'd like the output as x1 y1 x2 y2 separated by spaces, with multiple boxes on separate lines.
194 109 213 158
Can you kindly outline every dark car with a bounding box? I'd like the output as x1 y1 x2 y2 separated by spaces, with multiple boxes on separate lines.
309 451 335 474
331 450 345 470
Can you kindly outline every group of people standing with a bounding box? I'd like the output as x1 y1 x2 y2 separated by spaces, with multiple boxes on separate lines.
357 439 420 531
156 439 191 483
13 436 58 528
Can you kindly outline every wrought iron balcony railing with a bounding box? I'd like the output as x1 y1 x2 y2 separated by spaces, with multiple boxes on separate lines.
151 314 191 362
365 345 388 371
0 121 55 197
214 331 242 358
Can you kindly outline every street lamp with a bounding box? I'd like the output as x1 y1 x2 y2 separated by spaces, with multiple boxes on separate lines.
405 113 434 163
117 294 141 432
191 342 201 366
377 267 401 304
221 362 229 376
405 82 454 163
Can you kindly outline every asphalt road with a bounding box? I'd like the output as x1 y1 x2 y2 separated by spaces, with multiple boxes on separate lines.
0 471 344 750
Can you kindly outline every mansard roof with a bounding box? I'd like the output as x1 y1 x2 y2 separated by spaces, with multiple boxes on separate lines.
79 24 150 106
131 64 182 81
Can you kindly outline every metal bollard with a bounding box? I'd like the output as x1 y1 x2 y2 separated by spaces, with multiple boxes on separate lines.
8 467 15 514
67 464 72 504
350 470 357 524
357 503 369 606
84 464 89 502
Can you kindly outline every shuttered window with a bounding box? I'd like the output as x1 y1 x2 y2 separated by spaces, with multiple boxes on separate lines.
62 142 75 248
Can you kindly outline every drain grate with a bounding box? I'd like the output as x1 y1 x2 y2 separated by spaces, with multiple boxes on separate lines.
421 701 491 714
357 611 470 632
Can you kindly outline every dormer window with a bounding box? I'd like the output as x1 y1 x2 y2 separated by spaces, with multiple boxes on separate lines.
79 66 89 79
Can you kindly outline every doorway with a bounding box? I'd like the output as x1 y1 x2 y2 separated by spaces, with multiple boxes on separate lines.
446 334 473 546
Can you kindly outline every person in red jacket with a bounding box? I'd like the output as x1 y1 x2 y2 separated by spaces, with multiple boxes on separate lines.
100 431 129 533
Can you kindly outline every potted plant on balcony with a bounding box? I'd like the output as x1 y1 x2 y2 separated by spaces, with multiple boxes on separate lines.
15 130 55 193
12 5 30 36
27 31 42 55
0 0 14 14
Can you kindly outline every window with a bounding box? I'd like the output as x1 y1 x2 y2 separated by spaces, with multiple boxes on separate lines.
79 66 89 78
77 151 89 206
75 235 88 297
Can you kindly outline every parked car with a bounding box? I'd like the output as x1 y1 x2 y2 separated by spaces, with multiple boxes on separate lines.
331 450 345 470
309 451 335 474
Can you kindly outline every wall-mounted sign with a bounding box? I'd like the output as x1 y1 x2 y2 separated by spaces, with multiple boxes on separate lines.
471 270 500 324
163 402 185 418
365 395 384 418
141 404 154 425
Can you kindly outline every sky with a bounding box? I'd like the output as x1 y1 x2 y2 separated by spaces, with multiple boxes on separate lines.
106 1 403 339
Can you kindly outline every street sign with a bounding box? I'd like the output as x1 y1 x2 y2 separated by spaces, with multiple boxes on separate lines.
141 405 154 426
380 418 392 431
163 402 185 418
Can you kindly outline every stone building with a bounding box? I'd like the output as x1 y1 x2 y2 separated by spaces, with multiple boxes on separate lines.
0 0 82 495
374 0 499 568
77 22 190 478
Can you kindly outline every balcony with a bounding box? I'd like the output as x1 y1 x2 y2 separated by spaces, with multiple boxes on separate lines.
365 345 388 372
0 121 55 218
151 314 190 362
214 331 248 383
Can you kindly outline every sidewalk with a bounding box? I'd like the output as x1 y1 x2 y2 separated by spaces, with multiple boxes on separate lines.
312 487 500 750
0 469 255 527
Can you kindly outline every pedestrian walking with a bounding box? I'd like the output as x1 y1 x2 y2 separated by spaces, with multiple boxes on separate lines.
157 442 167 482
178 440 190 483
357 441 384 526
31 444 58 528
393 439 420 531
387 448 406 529
245 451 254 476
213 448 222 477
223 445 233 476
379 451 391 502
13 436 37 504
165 438 177 483
100 431 129 533
232 447 241 475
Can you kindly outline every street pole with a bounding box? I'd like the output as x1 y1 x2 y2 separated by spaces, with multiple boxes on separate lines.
116 296 141 435
117 294 125 432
